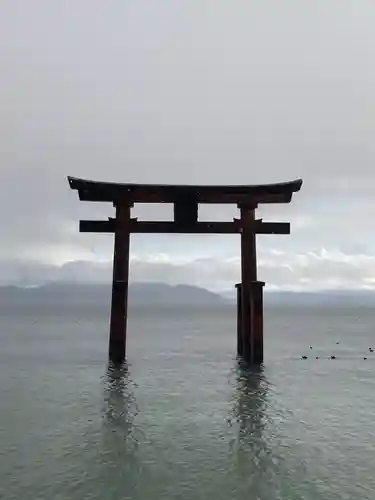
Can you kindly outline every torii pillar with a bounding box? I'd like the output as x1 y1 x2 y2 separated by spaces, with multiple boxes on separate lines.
237 204 265 364
108 202 132 363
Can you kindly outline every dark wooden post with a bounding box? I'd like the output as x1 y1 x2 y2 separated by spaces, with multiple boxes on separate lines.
239 204 257 363
250 281 265 364
109 202 132 364
235 283 243 356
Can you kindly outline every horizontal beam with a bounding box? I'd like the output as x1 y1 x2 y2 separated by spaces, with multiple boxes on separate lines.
79 219 290 235
77 191 293 204
132 221 238 234
258 222 290 234
68 176 303 205
80 220 115 232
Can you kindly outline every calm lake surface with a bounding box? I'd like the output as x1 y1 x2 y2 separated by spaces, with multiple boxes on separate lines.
1 300 375 499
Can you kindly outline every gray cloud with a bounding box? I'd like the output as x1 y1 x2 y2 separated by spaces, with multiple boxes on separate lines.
1 247 375 292
1 0 375 287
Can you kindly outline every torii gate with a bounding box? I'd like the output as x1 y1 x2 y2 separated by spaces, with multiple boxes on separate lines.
68 176 302 365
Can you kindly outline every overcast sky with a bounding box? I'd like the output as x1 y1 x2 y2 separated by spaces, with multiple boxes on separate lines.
1 0 375 291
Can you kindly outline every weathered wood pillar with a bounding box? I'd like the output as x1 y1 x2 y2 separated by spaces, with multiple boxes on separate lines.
239 204 257 363
235 283 243 356
250 280 265 363
109 202 132 364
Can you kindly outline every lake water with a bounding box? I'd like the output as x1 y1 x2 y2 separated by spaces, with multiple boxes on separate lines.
1 300 375 499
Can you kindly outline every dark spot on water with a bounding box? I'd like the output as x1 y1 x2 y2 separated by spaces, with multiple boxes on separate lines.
316 356 319 359
364 357 367 360
302 356 308 360
310 346 312 349
336 341 339 344
330 355 336 359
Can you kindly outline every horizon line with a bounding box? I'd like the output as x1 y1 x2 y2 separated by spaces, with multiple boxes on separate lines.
1 281 375 295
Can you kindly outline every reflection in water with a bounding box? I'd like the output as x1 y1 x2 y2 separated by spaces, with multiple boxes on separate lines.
233 364 269 439
102 362 138 431
229 363 284 496
100 362 141 464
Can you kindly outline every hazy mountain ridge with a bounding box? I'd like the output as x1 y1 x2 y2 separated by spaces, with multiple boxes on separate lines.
1 282 375 307
0 282 227 307
263 290 375 307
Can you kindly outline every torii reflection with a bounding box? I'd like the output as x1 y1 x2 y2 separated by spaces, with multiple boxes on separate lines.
100 361 141 458
228 362 282 494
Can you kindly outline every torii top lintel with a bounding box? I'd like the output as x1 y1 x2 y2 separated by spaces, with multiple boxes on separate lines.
67 177 302 205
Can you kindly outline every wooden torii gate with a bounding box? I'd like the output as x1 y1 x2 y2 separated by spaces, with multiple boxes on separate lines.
68 176 302 364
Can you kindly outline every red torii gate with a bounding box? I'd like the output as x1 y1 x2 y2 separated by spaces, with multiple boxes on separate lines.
68 176 302 364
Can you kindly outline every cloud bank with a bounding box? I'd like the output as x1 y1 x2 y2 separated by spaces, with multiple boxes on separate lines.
2 247 375 293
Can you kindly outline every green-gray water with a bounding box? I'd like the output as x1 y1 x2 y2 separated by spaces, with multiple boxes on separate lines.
1 301 375 499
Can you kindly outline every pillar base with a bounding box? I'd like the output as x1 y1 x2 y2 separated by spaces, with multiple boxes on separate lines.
250 280 265 364
235 283 243 356
236 280 265 364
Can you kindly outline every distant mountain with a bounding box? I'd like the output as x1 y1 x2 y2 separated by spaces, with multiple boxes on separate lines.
0 282 227 307
1 282 375 308
224 288 375 307
264 290 375 307
128 282 226 306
